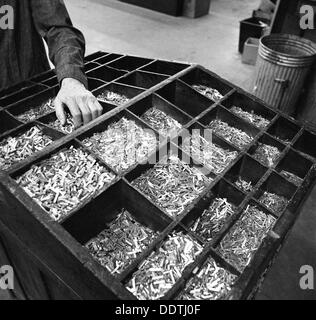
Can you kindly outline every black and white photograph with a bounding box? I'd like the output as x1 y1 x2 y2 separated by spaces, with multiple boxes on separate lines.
0 0 315 305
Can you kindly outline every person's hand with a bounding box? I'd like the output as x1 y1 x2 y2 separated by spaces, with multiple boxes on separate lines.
54 78 103 128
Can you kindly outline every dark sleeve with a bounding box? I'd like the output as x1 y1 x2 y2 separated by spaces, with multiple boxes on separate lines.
31 0 88 88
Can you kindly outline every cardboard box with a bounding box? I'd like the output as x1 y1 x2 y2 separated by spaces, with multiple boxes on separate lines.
242 37 260 65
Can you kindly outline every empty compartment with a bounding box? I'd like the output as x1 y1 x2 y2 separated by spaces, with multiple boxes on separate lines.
0 123 63 171
117 71 168 89
176 122 239 176
87 65 127 83
62 180 170 276
87 77 107 91
0 81 35 99
84 51 108 62
124 227 204 300
200 105 260 150
7 87 58 123
30 70 56 84
94 53 123 65
225 155 267 193
93 83 144 106
249 134 285 168
276 149 313 187
254 172 297 216
41 77 59 88
140 60 189 76
177 253 238 300
126 143 213 219
222 92 276 129
267 116 301 144
11 140 117 223
217 201 276 272
293 130 316 160
180 68 233 102
107 56 153 72
156 80 214 117
0 111 22 136
78 109 158 174
128 94 191 136
84 62 101 72
183 179 244 242
0 84 48 109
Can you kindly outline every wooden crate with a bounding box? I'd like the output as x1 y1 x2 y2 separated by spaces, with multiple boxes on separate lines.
0 52 316 300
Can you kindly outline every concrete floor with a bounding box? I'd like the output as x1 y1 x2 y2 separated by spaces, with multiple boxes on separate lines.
65 0 261 91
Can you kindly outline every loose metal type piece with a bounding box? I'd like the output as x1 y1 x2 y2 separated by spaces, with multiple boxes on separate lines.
0 51 316 300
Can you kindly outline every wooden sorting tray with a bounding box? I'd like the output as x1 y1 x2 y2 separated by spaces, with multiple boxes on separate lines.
0 52 315 300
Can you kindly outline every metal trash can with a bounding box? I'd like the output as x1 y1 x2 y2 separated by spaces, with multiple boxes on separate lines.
252 34 316 115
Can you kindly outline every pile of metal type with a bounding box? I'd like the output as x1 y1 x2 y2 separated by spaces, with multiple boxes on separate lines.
192 84 224 102
16 146 116 221
178 257 237 300
231 106 270 129
47 114 75 135
97 90 130 106
126 232 203 300
182 134 238 175
191 198 237 242
82 117 158 173
17 99 55 122
132 155 211 218
141 107 182 136
86 210 158 275
208 119 254 149
217 205 276 272
253 143 282 167
0 126 54 170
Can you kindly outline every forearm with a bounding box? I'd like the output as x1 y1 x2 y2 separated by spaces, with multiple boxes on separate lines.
30 0 102 128
31 0 87 87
